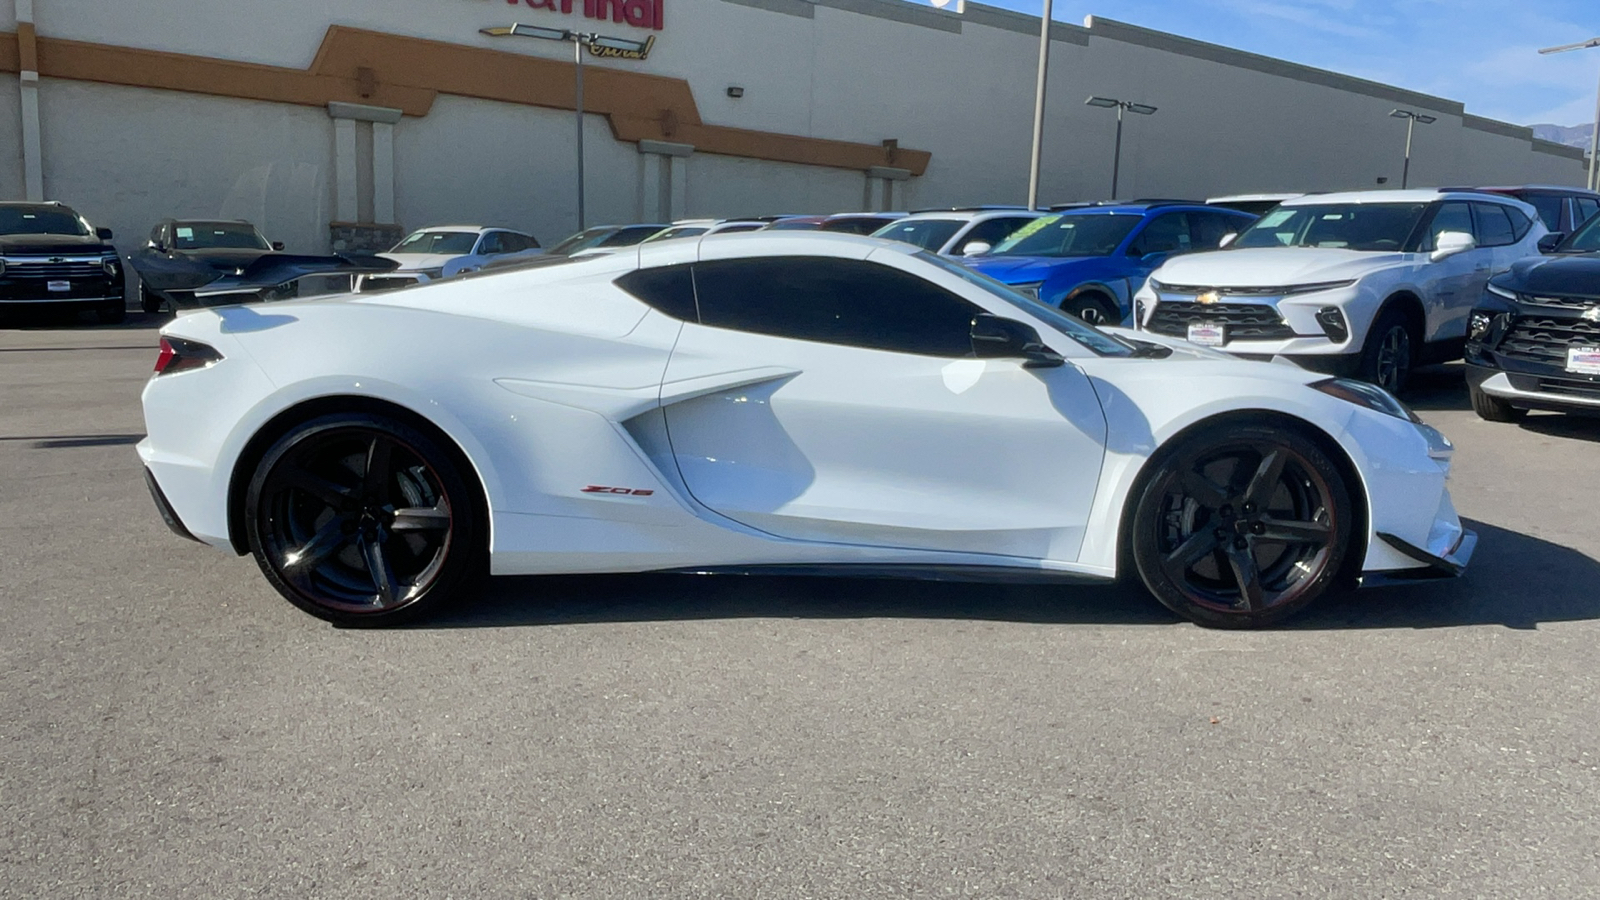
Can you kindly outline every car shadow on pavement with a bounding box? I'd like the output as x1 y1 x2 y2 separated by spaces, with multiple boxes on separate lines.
0 309 168 331
1404 364 1470 412
1515 414 1600 444
426 519 1599 632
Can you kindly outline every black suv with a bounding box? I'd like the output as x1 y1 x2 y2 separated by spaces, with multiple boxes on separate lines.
1464 213 1600 421
0 201 125 323
1466 185 1600 241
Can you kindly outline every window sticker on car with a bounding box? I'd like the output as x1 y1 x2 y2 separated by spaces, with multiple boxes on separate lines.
1005 217 1055 243
176 227 194 239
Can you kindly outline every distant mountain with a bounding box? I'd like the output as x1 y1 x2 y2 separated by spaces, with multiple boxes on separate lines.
1531 123 1595 154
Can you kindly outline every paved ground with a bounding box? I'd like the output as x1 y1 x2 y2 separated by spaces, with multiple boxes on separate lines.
2 311 1597 898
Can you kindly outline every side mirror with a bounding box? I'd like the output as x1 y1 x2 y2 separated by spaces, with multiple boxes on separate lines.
960 241 992 257
96 227 113 240
1218 232 1238 248
970 313 1064 368
271 241 285 251
1431 231 1476 262
1537 232 1565 254
148 240 167 253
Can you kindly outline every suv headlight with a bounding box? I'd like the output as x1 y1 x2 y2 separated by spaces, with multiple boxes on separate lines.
1485 282 1518 301
102 255 121 277
1312 377 1420 423
1013 281 1044 302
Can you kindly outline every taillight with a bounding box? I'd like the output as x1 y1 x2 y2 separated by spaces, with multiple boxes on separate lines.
153 337 222 375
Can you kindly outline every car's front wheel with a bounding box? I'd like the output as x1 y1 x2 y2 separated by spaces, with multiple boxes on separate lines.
1129 422 1353 628
1062 292 1119 325
139 285 165 314
1358 307 1416 393
1468 381 1525 423
244 413 483 626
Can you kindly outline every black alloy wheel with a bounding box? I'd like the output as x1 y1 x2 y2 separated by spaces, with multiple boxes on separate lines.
245 414 482 626
1468 381 1525 423
1359 308 1415 394
1063 293 1118 325
1130 423 1352 628
139 285 165 314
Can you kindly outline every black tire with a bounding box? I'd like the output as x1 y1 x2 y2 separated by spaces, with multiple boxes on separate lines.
244 413 484 627
1062 292 1119 326
139 285 165 314
1469 381 1525 423
1129 422 1353 629
96 300 126 325
1357 306 1416 394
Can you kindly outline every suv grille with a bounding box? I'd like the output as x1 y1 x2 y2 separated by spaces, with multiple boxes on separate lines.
2 257 106 279
1522 294 1600 312
1148 302 1296 341
1498 315 1600 366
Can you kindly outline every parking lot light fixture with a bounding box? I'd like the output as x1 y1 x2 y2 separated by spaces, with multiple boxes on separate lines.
1538 37 1600 191
480 25 651 230
1085 97 1157 198
1389 109 1436 190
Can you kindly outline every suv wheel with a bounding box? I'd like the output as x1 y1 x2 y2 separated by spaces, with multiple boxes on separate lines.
1358 307 1415 393
139 285 165 314
1469 381 1525 423
1063 293 1118 325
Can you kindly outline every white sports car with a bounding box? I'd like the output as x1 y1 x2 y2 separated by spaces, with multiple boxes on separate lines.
139 234 1474 629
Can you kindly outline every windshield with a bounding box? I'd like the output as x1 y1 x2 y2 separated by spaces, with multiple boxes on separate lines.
0 206 90 236
1233 203 1427 251
392 231 479 255
173 222 269 250
767 219 823 231
915 251 1132 357
550 227 612 255
647 226 710 242
1564 213 1600 253
992 214 1140 258
873 219 965 251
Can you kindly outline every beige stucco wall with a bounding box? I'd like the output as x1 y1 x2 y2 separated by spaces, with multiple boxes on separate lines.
9 0 1589 251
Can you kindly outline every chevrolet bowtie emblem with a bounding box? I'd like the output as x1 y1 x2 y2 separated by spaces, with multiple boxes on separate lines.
1583 307 1600 323
1197 290 1221 305
49 257 65 264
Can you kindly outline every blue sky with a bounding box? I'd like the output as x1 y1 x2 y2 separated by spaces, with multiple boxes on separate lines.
969 0 1598 127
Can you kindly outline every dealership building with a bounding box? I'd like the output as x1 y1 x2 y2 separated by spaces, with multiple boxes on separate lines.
1 0 1589 254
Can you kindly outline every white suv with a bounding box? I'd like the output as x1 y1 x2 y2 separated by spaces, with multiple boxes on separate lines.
870 208 1045 257
1133 190 1546 391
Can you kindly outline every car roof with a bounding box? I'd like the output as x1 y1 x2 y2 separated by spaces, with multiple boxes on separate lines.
1464 184 1600 197
1281 189 1483 205
1205 193 1303 204
1052 202 1223 215
888 209 1046 223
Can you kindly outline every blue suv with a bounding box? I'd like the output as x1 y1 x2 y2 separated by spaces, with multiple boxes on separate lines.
963 201 1256 324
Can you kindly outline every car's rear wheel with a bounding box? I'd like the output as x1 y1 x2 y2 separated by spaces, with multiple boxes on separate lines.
245 413 482 626
1469 381 1525 422
1129 422 1353 628
139 285 165 314
1358 307 1416 394
1062 292 1119 325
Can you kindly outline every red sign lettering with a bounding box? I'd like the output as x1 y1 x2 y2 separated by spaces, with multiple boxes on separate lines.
507 0 663 31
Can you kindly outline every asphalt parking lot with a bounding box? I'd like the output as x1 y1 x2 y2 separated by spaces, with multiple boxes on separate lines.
3 311 1598 898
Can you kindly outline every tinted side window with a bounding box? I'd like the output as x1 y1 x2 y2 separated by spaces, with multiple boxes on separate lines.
1471 203 1516 247
615 265 698 321
1427 202 1474 249
963 217 1033 250
1504 206 1533 241
1575 198 1600 227
1523 195 1563 232
1128 212 1191 255
692 257 980 357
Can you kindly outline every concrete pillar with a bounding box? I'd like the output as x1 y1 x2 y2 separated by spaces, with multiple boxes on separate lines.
638 140 694 222
866 166 912 212
327 102 404 225
333 118 359 223
371 121 395 225
16 0 43 201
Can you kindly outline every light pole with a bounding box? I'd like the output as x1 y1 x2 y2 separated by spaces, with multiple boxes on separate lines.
1389 109 1436 190
481 24 650 231
1085 97 1157 198
1538 37 1600 191
1025 0 1053 211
